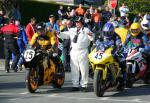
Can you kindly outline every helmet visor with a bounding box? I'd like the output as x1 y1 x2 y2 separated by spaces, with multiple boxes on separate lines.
131 29 140 33
37 29 46 35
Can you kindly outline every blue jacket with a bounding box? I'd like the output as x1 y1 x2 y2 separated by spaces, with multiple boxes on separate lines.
96 32 122 52
46 22 59 31
17 26 28 53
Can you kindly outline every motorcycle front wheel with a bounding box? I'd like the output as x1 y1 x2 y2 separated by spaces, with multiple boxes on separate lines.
94 69 106 97
25 69 38 93
126 64 134 88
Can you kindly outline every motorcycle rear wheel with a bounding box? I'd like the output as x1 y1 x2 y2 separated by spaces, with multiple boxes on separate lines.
94 69 105 97
25 69 38 93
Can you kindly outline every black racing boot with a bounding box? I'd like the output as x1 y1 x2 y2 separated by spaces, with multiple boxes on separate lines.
117 77 125 91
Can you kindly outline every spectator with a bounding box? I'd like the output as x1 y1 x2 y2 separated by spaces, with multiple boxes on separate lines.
12 19 28 71
46 14 60 54
92 9 103 41
89 5 94 15
0 18 20 73
62 19 73 72
66 6 72 19
84 9 92 29
25 17 36 42
11 3 21 21
58 5 67 20
70 9 76 21
75 4 85 16
0 10 5 26
46 14 59 31
101 6 112 23
119 3 129 18
92 9 102 23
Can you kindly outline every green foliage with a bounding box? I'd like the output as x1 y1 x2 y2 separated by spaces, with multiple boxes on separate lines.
118 0 150 14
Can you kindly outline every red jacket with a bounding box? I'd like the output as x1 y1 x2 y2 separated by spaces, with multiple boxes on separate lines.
1 23 19 35
26 23 36 42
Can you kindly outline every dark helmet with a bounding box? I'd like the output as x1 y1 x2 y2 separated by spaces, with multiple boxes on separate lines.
102 22 114 39
36 22 46 30
119 18 128 27
36 22 46 35
75 16 84 23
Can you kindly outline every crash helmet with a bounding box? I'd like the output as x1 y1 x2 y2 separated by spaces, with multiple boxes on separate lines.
130 22 141 37
141 14 150 31
102 22 115 39
36 22 46 35
141 19 150 30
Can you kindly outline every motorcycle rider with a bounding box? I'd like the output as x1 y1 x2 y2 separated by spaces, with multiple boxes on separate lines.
29 22 61 85
96 22 127 90
141 14 150 83
124 22 150 80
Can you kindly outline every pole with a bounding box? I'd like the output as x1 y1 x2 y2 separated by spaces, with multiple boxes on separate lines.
114 8 115 17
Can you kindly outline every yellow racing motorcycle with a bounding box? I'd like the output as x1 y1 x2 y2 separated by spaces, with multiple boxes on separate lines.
88 47 122 97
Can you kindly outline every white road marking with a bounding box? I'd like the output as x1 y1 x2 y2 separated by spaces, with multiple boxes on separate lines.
20 92 29 95
101 97 110 100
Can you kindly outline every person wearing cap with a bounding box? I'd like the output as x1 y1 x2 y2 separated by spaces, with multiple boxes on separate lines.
58 16 94 92
46 14 60 50
46 14 59 32
0 18 20 73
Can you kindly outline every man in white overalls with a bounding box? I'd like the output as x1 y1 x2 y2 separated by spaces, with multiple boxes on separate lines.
59 16 94 91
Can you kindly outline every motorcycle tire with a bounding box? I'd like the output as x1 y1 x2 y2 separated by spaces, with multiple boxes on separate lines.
52 63 65 88
144 70 150 84
25 69 38 93
94 69 105 97
126 64 133 88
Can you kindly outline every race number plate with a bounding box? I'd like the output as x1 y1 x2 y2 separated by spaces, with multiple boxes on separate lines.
24 49 35 62
93 52 103 61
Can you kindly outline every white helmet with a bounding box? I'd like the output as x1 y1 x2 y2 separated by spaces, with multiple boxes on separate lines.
141 18 150 30
141 14 150 30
